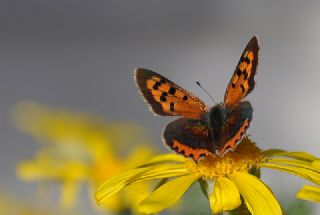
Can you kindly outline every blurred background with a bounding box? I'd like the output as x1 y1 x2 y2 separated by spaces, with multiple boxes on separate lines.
1 0 320 214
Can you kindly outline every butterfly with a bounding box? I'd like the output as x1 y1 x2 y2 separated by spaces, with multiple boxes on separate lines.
135 36 259 161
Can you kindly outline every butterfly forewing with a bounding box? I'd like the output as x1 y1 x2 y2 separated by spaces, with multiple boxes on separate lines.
224 36 259 106
164 118 213 161
135 68 208 119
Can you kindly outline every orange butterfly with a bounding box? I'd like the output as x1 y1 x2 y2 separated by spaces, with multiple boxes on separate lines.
135 36 259 161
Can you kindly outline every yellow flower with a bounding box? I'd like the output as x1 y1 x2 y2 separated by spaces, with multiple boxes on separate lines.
17 149 89 209
0 190 66 215
296 160 320 203
13 102 146 154
95 137 320 215
14 102 156 214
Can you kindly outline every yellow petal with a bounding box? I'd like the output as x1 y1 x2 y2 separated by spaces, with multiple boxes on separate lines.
263 149 286 157
265 158 317 171
100 194 124 212
17 160 55 180
95 163 189 204
139 174 199 214
209 177 241 214
123 182 151 215
311 160 320 170
136 163 189 181
297 185 320 202
95 168 147 204
139 154 186 167
283 152 318 162
260 163 320 184
61 181 79 209
230 172 282 215
266 151 318 162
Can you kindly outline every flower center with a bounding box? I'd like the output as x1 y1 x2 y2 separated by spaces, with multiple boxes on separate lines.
186 137 263 180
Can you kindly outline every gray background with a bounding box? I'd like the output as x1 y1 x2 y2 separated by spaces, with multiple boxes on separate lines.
1 0 320 214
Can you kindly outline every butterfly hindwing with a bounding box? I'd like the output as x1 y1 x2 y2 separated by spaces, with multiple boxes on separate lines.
135 68 208 119
218 101 253 154
224 36 259 106
164 118 213 161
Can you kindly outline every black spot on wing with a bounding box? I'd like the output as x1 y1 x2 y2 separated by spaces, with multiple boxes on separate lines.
160 95 167 102
236 69 242 77
243 71 248 80
240 84 245 93
170 102 175 111
168 87 176 95
153 81 162 90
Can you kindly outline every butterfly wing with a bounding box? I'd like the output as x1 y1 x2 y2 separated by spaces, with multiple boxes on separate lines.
135 68 208 119
164 118 213 161
224 36 259 106
218 101 253 155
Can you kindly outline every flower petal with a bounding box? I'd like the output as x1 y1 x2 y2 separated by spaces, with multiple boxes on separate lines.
95 168 147 204
230 172 282 215
95 163 189 204
139 174 199 214
265 158 318 171
311 160 320 170
139 154 186 167
136 164 189 181
265 151 318 162
61 181 79 209
260 163 320 184
263 149 286 157
297 185 320 202
209 177 241 214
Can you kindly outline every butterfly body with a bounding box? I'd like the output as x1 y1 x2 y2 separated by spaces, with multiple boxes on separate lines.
135 36 259 161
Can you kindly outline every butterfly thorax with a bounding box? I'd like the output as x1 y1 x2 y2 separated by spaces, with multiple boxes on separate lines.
201 104 227 152
208 104 228 129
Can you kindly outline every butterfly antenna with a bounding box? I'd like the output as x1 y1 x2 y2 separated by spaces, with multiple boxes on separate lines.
196 81 215 104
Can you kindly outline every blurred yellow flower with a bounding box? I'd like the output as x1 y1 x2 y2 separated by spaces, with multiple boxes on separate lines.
95 137 320 215
0 190 68 215
14 102 156 214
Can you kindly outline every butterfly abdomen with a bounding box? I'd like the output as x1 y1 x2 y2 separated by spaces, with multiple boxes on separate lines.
206 104 226 152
